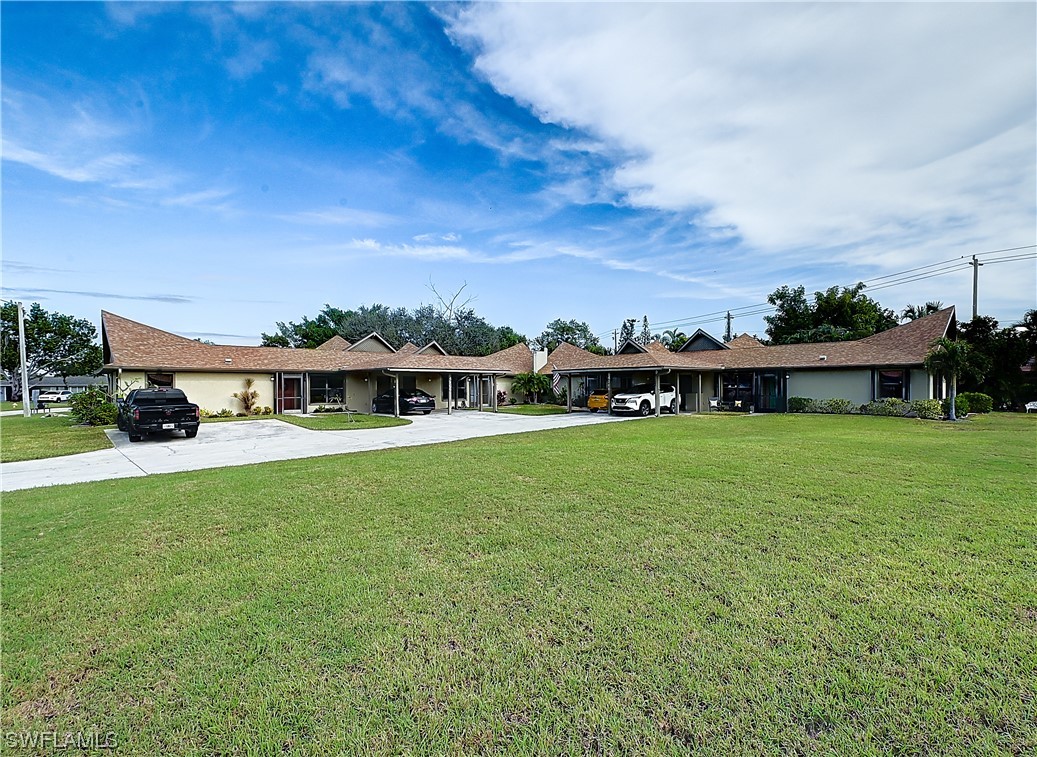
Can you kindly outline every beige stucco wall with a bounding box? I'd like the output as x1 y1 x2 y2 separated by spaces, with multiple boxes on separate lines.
788 369 874 405
174 372 275 413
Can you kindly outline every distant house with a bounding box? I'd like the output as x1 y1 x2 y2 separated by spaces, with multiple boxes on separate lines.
542 308 957 414
1 374 106 402
100 311 535 416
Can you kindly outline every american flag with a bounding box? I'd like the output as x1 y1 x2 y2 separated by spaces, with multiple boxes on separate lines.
551 365 561 393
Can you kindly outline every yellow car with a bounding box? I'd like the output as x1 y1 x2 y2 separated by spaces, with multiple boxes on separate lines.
587 388 610 412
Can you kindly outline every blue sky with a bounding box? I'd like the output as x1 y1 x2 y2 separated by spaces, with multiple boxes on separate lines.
3 2 1035 347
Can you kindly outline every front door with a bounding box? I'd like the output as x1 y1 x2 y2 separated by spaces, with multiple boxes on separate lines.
756 372 783 412
279 376 303 412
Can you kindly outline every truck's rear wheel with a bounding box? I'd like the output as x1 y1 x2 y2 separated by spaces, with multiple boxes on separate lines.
668 399 677 414
639 401 651 416
185 429 198 439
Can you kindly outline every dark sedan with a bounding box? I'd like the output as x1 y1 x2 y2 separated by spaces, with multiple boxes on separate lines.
372 388 436 415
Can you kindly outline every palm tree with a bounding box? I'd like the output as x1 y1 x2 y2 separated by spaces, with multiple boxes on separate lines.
902 301 944 322
660 329 687 351
924 337 971 420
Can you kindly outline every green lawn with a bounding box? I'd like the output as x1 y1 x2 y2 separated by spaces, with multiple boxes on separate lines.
0 413 113 463
495 403 569 415
202 412 411 431
2 414 1035 754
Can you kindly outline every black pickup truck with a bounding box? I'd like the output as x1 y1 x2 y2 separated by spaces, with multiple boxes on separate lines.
117 388 200 442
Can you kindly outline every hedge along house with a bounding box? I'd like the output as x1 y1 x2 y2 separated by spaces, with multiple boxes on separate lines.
100 312 533 417
543 307 957 415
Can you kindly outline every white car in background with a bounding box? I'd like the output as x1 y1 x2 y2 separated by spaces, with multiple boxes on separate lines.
37 390 73 403
610 383 677 416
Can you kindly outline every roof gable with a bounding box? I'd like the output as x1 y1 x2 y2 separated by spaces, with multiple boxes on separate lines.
346 332 396 353
415 341 449 356
677 329 729 352
397 342 419 355
616 339 647 354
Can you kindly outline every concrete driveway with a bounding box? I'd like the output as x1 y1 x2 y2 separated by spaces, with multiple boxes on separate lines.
1 411 631 492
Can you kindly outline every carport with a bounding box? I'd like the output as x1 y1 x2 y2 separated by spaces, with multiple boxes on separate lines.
552 367 707 417
379 368 510 417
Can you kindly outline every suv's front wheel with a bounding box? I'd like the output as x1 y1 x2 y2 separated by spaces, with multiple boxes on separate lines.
639 401 651 416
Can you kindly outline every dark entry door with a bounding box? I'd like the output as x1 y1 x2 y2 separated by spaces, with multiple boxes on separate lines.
280 377 303 412
756 372 782 412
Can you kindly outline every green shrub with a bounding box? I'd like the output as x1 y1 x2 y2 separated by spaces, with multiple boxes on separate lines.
260 407 273 415
819 398 854 414
911 399 943 420
863 398 911 417
69 387 118 426
942 395 970 417
199 408 213 418
958 392 992 414
215 409 234 418
788 397 816 413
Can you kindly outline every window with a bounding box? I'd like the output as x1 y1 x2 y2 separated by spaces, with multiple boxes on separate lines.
309 374 344 404
146 372 174 387
877 369 906 399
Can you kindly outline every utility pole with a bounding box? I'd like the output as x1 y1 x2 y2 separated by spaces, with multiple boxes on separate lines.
724 311 733 343
17 301 31 417
612 329 618 354
970 255 983 320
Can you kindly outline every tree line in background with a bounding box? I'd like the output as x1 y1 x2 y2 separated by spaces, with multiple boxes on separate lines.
0 303 103 394
2 281 1033 410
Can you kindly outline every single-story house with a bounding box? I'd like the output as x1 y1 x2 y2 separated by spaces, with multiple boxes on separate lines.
1 375 107 402
542 307 957 414
100 311 542 417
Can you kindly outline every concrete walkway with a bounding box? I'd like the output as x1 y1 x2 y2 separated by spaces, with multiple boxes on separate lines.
1 411 632 492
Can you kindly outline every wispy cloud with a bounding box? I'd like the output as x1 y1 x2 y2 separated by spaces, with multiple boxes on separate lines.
2 260 77 275
1 287 193 304
277 206 397 227
413 232 460 243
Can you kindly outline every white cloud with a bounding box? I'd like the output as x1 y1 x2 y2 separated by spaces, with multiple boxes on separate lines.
278 206 397 227
451 3 1036 257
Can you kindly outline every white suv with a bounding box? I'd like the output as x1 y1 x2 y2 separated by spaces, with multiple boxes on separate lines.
611 383 677 416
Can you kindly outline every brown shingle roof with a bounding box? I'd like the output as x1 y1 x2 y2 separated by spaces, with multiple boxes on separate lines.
101 312 519 375
397 342 419 355
545 308 956 374
539 342 602 374
728 333 765 349
315 335 352 351
486 342 534 374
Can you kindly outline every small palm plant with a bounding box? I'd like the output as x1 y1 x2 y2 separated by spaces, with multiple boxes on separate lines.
232 378 260 415
923 337 971 421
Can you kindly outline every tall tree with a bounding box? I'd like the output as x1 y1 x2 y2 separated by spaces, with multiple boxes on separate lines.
638 316 652 346
957 315 1029 409
535 319 605 354
1 303 103 388
924 338 974 421
619 318 636 345
764 283 898 344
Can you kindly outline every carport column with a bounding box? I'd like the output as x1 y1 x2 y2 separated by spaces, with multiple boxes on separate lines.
447 374 453 415
477 375 483 411
607 372 612 415
675 373 681 415
567 375 573 413
393 374 400 418
698 374 702 413
654 372 661 417
492 376 498 412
